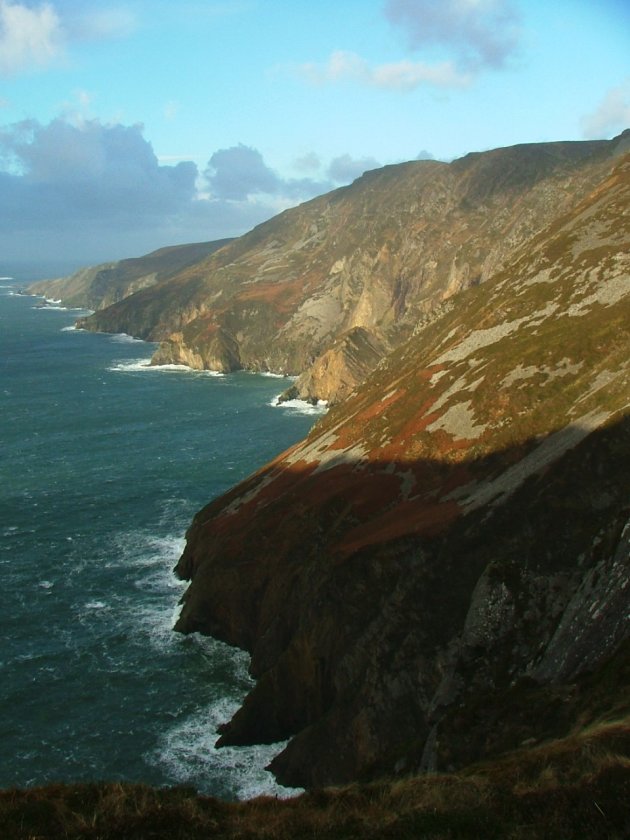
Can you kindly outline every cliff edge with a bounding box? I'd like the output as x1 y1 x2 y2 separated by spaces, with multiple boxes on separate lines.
173 154 630 788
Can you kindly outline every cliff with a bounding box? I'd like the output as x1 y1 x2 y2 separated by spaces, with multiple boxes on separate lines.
71 133 628 400
26 239 231 312
173 153 630 788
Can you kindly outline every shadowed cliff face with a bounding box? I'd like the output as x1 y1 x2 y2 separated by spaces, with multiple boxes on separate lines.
173 155 630 788
71 134 627 402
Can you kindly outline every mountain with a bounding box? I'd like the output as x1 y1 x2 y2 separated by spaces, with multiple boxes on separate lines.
26 239 232 312
173 152 630 788
56 132 628 403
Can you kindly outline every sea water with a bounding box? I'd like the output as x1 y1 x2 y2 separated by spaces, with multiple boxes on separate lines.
0 274 324 798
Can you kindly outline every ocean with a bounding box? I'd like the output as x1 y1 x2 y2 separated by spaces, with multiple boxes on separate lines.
0 274 323 799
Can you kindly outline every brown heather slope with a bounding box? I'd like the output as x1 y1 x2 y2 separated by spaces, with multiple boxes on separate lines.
173 153 630 788
26 239 232 312
3 708 630 838
75 133 628 403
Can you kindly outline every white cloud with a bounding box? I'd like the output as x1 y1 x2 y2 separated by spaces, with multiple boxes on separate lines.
0 116 393 264
0 0 64 75
300 49 470 91
0 2 138 77
581 83 630 139
0 118 344 264
385 0 520 70
372 59 471 90
327 153 381 182
204 143 332 201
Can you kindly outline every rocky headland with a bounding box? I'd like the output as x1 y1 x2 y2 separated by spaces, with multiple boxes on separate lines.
173 150 630 788
26 239 231 313
28 134 630 798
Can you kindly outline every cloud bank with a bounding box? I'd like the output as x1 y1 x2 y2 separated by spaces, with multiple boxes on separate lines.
299 0 520 93
0 118 383 266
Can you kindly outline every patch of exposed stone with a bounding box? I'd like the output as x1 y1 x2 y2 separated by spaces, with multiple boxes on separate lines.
575 369 627 407
522 267 555 287
426 400 488 441
312 442 369 474
567 271 630 316
427 371 485 416
433 307 545 365
500 359 584 389
448 409 616 513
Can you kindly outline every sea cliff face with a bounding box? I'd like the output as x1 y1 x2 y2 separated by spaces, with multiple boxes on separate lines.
173 154 630 787
68 134 627 401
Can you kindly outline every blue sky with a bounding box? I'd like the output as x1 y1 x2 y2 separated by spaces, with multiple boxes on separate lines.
1 0 629 269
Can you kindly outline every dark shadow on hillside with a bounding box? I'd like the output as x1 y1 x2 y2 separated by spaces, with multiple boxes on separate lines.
172 414 630 789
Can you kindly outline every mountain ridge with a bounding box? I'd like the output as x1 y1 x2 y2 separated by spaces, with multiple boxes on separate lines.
173 151 630 787
32 132 629 405
24 136 630 792
26 239 232 313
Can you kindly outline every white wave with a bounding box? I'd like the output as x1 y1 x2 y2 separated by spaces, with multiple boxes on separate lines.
38 580 53 589
32 301 91 313
105 532 185 571
109 333 145 344
61 325 78 331
270 396 328 415
102 531 188 652
0 276 14 280
109 358 223 375
108 358 154 371
84 600 108 610
258 371 290 379
148 698 302 800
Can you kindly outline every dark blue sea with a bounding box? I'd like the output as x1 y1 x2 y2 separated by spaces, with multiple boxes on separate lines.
0 272 323 798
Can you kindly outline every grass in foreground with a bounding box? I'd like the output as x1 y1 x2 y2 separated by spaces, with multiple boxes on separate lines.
2 717 629 839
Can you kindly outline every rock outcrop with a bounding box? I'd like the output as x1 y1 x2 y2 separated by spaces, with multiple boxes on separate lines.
173 153 630 788
64 132 628 398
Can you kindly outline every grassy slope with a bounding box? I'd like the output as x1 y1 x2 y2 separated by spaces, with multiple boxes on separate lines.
2 712 629 838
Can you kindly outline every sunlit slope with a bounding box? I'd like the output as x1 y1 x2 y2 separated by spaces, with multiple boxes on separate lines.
173 153 630 787
80 134 627 402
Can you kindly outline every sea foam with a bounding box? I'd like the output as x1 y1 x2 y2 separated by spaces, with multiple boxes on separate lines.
109 333 145 343
106 527 302 799
149 699 302 800
270 396 328 415
109 358 223 375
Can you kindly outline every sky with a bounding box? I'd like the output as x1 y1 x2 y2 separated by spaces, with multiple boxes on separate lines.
0 0 629 271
